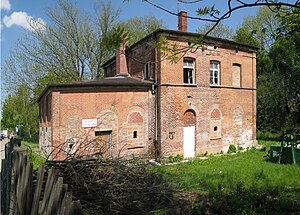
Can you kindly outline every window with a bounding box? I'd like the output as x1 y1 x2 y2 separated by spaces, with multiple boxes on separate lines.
183 58 195 84
232 64 241 87
133 131 138 138
210 108 222 139
210 61 220 85
144 63 151 80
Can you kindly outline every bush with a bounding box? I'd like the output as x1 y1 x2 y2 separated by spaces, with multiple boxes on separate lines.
167 154 184 163
257 130 282 141
227 144 237 154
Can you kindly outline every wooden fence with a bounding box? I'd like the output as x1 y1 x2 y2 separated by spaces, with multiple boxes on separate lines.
1 142 82 215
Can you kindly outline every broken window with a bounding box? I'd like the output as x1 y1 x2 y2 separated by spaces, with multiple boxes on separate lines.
183 58 195 84
210 61 220 85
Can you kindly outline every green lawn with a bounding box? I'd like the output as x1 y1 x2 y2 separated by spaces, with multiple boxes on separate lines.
151 141 300 199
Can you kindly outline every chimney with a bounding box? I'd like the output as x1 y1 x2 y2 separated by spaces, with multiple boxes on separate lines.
178 11 187 32
116 41 129 76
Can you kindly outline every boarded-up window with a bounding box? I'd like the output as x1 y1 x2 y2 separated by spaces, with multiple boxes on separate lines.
184 110 196 126
233 107 243 126
232 64 241 87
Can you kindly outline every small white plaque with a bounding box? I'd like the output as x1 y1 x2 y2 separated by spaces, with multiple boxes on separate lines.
82 119 97 128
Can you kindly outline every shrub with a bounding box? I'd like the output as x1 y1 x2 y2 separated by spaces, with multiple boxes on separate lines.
227 144 237 153
237 145 244 151
167 154 184 163
257 130 282 141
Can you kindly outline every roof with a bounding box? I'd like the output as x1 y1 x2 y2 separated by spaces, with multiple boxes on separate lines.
38 75 154 102
102 28 259 68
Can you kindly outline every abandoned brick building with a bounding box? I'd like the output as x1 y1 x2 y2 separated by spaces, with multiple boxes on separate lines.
38 11 257 160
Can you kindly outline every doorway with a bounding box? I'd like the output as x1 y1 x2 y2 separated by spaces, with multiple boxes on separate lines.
183 110 196 158
95 131 112 159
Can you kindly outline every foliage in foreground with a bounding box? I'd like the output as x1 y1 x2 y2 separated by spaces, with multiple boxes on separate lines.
191 182 298 215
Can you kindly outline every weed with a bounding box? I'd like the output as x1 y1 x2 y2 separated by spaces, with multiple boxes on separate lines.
167 154 184 163
191 203 206 215
237 145 244 151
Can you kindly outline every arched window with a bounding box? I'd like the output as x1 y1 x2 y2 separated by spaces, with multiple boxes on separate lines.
127 112 144 145
210 108 222 139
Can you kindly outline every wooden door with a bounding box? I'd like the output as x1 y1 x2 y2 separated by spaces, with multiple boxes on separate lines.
95 131 112 158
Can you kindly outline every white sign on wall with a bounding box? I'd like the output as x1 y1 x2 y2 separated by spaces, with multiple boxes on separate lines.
81 118 97 128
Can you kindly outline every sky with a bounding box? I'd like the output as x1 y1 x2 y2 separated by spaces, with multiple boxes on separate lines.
0 0 260 119
0 0 260 66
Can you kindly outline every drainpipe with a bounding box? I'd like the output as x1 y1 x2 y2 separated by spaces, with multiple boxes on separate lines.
252 51 256 146
154 35 159 162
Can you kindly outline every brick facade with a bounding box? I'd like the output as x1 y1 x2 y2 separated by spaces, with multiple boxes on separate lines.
39 13 257 160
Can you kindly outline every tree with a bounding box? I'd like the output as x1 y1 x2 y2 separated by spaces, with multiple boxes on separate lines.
233 6 279 50
233 25 259 47
2 0 168 143
256 6 300 132
196 22 233 40
133 0 300 38
3 0 121 96
1 85 39 141
120 16 164 45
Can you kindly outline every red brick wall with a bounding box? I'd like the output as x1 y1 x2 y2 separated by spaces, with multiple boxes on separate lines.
158 38 256 157
40 89 154 160
105 37 156 80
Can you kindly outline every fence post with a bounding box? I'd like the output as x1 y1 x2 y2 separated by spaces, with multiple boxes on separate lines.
1 138 14 215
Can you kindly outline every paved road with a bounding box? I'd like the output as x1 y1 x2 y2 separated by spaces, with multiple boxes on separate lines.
0 138 9 172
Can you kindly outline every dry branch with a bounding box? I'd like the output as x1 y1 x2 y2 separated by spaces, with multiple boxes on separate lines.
45 158 179 214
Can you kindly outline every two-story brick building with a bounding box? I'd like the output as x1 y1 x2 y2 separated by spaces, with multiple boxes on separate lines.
38 11 257 160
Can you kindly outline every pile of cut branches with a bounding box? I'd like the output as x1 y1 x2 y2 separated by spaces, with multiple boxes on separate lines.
46 158 177 214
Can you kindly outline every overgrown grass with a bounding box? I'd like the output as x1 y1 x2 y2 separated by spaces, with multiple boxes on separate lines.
22 141 45 169
151 141 300 199
150 140 300 213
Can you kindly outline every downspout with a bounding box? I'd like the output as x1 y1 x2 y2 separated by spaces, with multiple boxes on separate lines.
154 34 159 162
252 51 256 146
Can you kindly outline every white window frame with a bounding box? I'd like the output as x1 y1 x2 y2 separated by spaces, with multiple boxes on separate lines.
144 63 151 80
183 58 196 84
210 61 220 85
